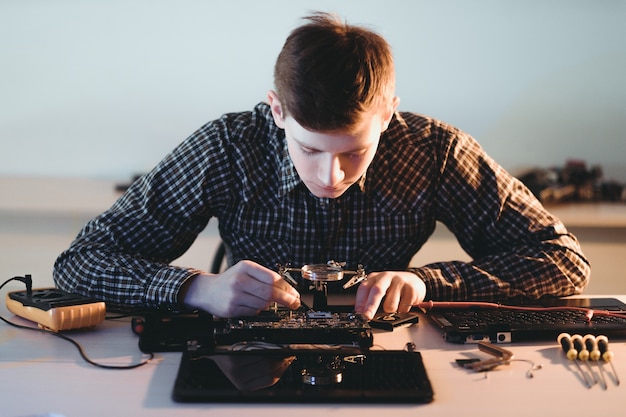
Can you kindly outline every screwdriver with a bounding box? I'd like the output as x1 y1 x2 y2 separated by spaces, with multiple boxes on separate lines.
557 333 594 388
583 334 607 389
571 334 597 386
596 335 620 386
279 268 314 312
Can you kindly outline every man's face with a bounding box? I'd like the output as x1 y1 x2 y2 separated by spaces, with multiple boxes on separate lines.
268 91 397 199
282 115 381 199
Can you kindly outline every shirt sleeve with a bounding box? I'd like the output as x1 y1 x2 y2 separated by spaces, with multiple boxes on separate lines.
53 122 229 309
411 126 591 301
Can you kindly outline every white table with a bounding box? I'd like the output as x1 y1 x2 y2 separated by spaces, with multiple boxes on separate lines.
1 293 625 417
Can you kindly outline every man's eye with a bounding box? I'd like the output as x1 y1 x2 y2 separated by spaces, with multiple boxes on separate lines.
345 151 366 159
301 147 317 155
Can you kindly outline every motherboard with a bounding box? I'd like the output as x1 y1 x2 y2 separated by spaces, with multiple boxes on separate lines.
212 307 373 349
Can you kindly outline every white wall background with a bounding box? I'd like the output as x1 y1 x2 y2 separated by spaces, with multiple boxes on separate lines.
1 0 625 182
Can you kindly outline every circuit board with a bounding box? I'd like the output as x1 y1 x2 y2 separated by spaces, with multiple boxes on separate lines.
213 307 373 349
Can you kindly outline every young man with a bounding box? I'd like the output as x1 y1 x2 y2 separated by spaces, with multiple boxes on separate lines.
53 12 590 320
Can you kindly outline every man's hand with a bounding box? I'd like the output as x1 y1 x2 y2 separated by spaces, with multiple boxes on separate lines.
180 260 301 317
354 271 426 320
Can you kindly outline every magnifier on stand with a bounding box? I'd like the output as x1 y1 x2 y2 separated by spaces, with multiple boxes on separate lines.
278 261 367 311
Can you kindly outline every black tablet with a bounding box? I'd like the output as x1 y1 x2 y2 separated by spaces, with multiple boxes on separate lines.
172 349 434 404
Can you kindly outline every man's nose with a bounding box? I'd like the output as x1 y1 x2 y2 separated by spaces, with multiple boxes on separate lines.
318 155 345 186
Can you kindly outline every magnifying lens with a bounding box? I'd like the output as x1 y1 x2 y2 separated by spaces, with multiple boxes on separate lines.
301 264 344 282
280 262 366 287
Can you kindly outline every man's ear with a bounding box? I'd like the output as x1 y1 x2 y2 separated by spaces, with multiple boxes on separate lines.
381 96 400 131
267 90 286 129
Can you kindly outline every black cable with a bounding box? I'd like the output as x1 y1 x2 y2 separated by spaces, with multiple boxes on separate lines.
1 276 154 370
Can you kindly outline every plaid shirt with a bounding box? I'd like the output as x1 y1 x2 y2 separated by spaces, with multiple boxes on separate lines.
53 103 590 309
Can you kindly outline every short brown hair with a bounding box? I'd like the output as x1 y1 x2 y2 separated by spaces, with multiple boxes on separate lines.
274 12 395 132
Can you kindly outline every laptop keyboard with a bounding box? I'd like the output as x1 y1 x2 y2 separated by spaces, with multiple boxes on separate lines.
440 309 626 330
